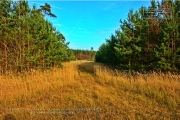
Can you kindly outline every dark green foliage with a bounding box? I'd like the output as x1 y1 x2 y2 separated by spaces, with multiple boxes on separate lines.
0 0 74 74
95 35 119 65
95 0 180 72
95 43 111 63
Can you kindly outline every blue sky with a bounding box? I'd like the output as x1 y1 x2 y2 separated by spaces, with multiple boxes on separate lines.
29 1 151 51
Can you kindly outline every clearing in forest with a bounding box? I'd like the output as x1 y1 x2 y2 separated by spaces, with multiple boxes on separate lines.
0 61 180 119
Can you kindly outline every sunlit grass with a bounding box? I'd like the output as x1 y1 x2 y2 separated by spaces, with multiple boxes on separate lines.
0 61 180 119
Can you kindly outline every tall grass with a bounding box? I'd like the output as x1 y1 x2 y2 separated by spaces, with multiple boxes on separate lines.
0 61 180 119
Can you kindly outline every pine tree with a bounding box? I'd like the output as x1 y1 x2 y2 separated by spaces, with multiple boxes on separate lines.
0 0 12 74
96 0 180 72
0 0 75 74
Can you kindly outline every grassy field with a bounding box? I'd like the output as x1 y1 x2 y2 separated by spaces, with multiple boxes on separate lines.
0 61 180 119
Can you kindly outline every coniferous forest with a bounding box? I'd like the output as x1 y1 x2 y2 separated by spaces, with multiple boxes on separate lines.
0 0 75 74
0 0 179 74
72 49 96 60
0 0 180 119
95 0 180 72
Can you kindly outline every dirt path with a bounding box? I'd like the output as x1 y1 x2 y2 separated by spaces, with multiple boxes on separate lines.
67 60 103 74
1 60 179 119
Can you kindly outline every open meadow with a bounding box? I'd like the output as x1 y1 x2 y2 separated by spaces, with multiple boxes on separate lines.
0 61 180 119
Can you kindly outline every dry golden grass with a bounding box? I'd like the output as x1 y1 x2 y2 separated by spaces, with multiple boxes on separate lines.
0 60 180 119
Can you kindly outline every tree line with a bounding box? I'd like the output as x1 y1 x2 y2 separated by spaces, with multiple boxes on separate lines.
72 48 96 60
95 0 180 72
0 0 75 74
